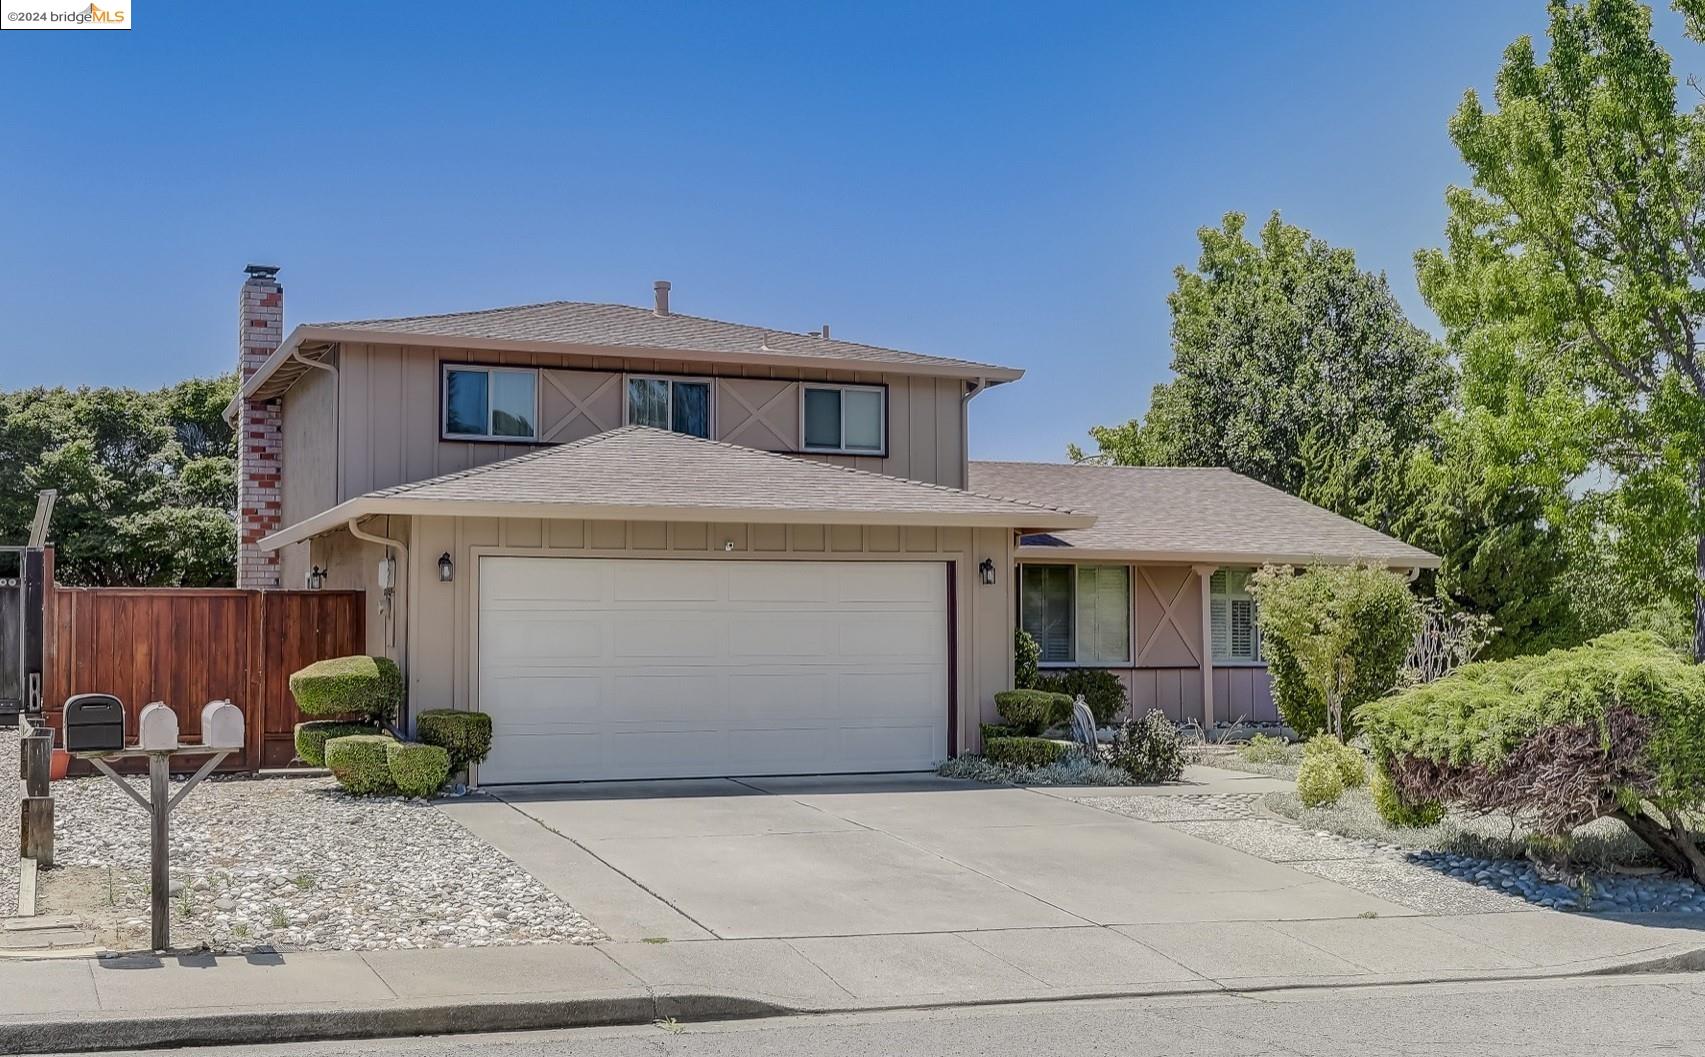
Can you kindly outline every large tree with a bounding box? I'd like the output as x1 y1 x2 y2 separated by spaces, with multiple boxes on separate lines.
1417 0 1705 657
0 376 238 586
1075 211 1452 533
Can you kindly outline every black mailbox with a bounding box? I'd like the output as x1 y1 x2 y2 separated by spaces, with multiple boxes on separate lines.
63 694 125 752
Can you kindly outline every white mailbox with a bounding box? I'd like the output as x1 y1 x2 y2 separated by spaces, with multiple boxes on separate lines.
137 702 180 752
199 700 244 750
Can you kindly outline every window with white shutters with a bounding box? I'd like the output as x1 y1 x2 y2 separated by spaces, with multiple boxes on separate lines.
1210 567 1261 662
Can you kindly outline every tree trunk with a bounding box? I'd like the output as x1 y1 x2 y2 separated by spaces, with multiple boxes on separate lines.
1694 459 1705 663
1614 806 1705 884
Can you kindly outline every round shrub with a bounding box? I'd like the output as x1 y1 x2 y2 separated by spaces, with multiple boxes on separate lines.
1302 733 1367 788
293 720 378 767
1107 709 1185 783
1033 668 1129 725
1370 766 1443 828
324 734 398 795
1295 753 1347 807
415 709 494 772
1014 629 1041 690
983 736 1074 768
289 655 402 725
386 741 451 798
994 690 1072 735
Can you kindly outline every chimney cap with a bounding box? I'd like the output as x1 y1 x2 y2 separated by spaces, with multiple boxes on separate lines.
244 264 280 279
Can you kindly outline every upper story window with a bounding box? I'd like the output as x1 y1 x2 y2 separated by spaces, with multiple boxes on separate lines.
627 376 711 438
1019 563 1131 666
443 365 538 440
802 384 885 454
1210 568 1261 662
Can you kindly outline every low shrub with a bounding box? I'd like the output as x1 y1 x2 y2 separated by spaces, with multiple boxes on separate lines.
1358 630 1705 880
289 655 403 725
1370 766 1443 828
386 741 451 798
1237 733 1293 765
415 709 494 773
1302 733 1366 788
1033 668 1128 725
984 736 1074 768
979 723 1021 745
293 720 378 767
324 734 398 795
994 690 1072 735
1296 753 1347 807
1014 629 1041 690
1107 709 1185 783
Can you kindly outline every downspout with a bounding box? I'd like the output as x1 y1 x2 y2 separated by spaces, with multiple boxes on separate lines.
345 515 408 730
960 377 987 490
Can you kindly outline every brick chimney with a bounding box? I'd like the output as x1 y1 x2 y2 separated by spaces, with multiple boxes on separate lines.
237 265 284 589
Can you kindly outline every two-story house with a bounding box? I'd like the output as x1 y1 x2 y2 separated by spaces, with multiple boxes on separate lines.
231 266 1436 784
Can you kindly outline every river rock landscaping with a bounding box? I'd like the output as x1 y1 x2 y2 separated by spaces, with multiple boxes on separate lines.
44 772 602 953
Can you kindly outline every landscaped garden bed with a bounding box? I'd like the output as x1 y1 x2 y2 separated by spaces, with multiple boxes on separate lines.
42 772 602 953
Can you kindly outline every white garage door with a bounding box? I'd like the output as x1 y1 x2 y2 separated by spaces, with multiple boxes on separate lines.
475 557 949 783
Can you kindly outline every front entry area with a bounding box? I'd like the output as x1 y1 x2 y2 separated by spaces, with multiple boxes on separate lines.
475 556 950 783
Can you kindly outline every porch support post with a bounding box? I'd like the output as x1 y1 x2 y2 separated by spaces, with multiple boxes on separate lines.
1193 564 1217 732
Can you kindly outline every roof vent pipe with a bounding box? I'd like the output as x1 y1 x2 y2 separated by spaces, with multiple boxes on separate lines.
820 324 830 339
653 280 671 317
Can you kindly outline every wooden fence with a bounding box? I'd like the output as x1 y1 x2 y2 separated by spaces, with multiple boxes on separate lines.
40 551 365 771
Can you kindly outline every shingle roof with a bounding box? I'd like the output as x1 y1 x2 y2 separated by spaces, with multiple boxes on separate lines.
262 429 1090 550
967 461 1438 567
310 300 1018 378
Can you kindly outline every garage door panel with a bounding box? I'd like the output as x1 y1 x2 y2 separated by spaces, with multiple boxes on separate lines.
612 561 722 602
478 557 948 783
484 617 604 662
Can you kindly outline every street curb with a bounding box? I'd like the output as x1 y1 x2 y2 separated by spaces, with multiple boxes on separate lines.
5 944 1703 1054
0 993 792 1055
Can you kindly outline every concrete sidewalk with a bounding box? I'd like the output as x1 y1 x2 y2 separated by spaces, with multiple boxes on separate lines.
4 912 1705 1053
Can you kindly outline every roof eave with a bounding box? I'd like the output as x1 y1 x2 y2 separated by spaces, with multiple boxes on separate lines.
1012 544 1441 570
231 325 1023 417
261 498 1091 552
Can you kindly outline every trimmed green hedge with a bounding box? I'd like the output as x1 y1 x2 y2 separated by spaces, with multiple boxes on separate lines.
324 734 398 795
415 709 494 773
1034 667 1128 725
289 655 402 725
979 723 1021 745
293 720 379 767
994 690 1072 735
386 741 451 798
984 736 1074 768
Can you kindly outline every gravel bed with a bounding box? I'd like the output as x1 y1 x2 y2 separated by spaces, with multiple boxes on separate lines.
48 773 602 953
0 728 16 916
1072 793 1259 823
1409 850 1705 914
1168 819 1386 862
1291 857 1537 915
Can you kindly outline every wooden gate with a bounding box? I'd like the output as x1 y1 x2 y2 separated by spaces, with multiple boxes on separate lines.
41 554 365 771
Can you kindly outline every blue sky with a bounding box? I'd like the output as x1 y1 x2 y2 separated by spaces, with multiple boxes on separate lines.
1 2 1696 460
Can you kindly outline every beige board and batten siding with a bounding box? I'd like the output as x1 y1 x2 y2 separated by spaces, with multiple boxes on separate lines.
404 515 1014 776
331 342 968 500
277 357 339 588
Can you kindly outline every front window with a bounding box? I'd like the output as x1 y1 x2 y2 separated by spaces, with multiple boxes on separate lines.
1020 564 1131 665
443 366 537 440
1211 568 1261 662
802 384 884 454
627 376 711 438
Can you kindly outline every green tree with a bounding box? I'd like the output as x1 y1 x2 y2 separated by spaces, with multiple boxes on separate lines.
1248 563 1422 739
0 376 239 586
1075 211 1452 533
1415 0 1705 657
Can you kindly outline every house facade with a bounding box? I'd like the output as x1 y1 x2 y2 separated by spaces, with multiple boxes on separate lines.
233 266 1437 785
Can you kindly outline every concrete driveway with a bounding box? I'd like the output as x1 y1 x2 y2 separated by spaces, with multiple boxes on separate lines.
440 774 1408 942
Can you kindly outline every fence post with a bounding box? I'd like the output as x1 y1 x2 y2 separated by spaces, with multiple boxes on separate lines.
19 718 53 868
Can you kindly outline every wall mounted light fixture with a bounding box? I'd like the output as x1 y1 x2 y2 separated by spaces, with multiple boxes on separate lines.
437 552 455 583
978 558 997 586
306 566 326 590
